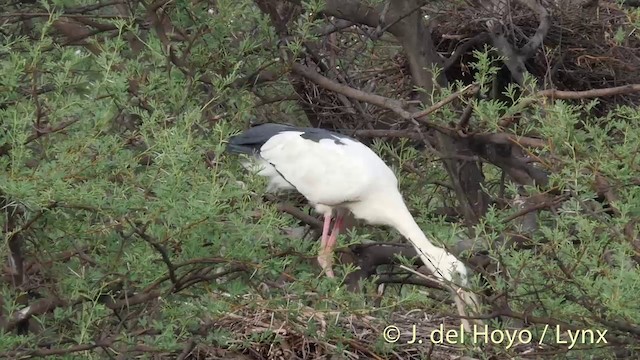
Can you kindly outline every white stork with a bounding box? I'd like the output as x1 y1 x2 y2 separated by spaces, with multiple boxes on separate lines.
226 123 480 326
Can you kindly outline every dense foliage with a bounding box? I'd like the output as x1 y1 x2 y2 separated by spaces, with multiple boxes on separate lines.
1 0 640 359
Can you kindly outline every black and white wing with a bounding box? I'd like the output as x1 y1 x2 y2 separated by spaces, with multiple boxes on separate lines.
227 123 397 205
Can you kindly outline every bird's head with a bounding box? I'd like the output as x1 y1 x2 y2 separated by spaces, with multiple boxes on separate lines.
436 254 482 332
434 251 469 287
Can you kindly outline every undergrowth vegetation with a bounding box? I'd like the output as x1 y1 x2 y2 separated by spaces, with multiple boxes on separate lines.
1 0 640 359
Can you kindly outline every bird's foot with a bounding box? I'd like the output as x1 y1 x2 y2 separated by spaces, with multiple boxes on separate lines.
317 253 335 278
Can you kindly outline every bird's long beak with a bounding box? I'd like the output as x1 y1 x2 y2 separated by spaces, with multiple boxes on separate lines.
452 286 483 333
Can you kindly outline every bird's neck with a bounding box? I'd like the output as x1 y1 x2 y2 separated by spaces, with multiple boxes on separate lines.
373 192 453 280
385 202 440 256
355 192 431 247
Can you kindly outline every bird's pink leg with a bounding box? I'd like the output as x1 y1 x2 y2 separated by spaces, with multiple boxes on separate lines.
319 212 332 250
326 214 345 250
318 213 334 278
318 213 345 278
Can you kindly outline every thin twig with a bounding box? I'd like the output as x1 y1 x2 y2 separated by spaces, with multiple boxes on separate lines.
128 220 178 286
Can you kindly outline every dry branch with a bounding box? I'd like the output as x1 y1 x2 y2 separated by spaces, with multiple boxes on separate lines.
291 63 413 119
412 84 480 120
128 220 178 286
501 194 569 223
537 84 640 99
472 132 547 149
291 62 475 136
346 129 424 140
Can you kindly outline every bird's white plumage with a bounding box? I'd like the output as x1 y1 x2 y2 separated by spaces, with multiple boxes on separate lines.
242 158 296 192
258 131 397 208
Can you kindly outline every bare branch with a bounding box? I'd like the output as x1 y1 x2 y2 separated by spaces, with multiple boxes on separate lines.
291 63 412 119
4 298 65 332
344 129 423 140
316 19 354 36
443 33 490 71
502 194 568 223
24 117 81 145
412 84 480 120
518 0 551 57
291 62 472 136
128 220 178 287
538 84 640 99
472 132 547 148
277 204 323 229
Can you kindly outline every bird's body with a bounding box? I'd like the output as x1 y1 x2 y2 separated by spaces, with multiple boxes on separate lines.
226 123 479 326
227 123 467 280
228 124 396 218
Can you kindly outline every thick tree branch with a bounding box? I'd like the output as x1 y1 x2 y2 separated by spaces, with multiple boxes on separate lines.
323 0 443 93
316 19 355 36
472 132 547 149
322 0 385 34
519 0 551 58
443 33 490 71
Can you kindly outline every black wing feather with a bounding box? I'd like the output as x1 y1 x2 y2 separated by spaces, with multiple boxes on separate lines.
225 123 353 155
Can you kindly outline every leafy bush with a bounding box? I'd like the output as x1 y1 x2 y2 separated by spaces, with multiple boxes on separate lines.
2 1 640 359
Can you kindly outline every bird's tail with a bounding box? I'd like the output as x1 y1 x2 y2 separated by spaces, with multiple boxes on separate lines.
225 123 293 156
225 139 256 155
